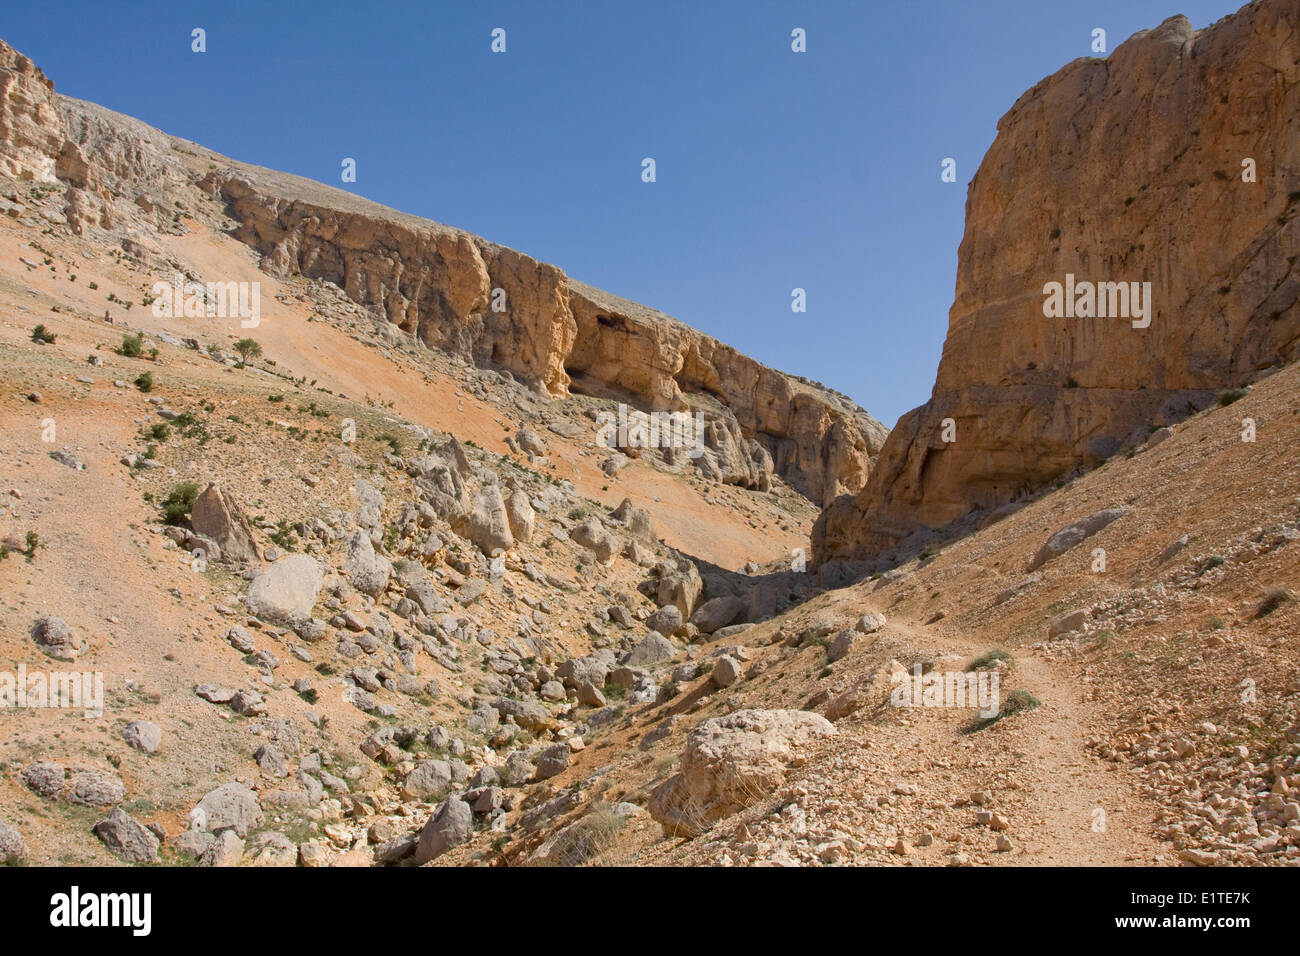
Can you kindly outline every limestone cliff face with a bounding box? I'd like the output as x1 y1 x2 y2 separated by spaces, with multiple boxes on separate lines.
816 0 1300 564
195 166 886 504
0 40 62 184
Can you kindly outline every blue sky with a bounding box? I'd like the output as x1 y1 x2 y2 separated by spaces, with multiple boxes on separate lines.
2 0 1246 426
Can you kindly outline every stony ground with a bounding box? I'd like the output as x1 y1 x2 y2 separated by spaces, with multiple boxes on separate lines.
1 163 1297 868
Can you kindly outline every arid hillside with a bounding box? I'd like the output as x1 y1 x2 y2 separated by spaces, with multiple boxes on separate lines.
0 2 1297 871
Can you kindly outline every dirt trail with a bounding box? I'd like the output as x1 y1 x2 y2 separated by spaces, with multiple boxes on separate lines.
884 617 1166 865
1002 652 1164 865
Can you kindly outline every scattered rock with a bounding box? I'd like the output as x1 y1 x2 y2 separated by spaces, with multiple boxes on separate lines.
711 655 742 688
93 808 160 863
189 783 264 837
31 616 83 660
121 720 162 754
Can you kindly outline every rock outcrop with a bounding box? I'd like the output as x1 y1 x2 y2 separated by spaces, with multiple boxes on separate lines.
190 483 260 565
0 40 62 183
816 0 1300 564
197 166 886 504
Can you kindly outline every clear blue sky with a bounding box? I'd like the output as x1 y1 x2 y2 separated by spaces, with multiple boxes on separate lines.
2 0 1246 426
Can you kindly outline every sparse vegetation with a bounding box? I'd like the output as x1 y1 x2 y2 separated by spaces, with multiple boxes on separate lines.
30 324 56 344
234 338 263 364
969 649 1013 671
160 482 200 525
535 803 628 866
118 332 144 357
968 689 1041 733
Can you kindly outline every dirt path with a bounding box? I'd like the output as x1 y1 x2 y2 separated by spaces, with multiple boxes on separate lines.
880 618 1167 865
1001 652 1164 865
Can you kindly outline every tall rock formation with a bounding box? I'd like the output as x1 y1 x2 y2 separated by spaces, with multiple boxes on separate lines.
817 0 1299 565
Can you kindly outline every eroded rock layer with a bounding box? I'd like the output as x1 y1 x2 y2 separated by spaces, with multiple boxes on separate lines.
197 168 886 504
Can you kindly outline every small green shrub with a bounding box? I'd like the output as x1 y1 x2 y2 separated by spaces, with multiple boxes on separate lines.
118 333 144 358
970 649 1013 671
161 482 200 525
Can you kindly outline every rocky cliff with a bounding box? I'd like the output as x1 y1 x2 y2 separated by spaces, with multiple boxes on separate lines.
0 36 886 507
816 0 1300 565
195 166 885 504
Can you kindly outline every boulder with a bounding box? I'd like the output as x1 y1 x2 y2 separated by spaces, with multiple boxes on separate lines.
66 768 125 807
464 484 513 556
199 829 245 867
121 720 162 754
189 783 264 837
856 611 886 633
190 483 259 564
344 529 391 597
402 760 452 801
655 560 702 617
612 498 656 541
711 655 742 688
534 743 570 781
689 595 746 634
556 654 610 689
31 615 83 660
827 629 855 663
648 710 836 835
246 831 298 867
493 697 554 733
1028 508 1125 571
353 478 386 538
1048 609 1087 637
92 808 160 863
506 487 535 544
414 797 473 864
624 632 675 667
644 604 685 637
0 820 25 863
571 518 616 564
246 554 323 624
